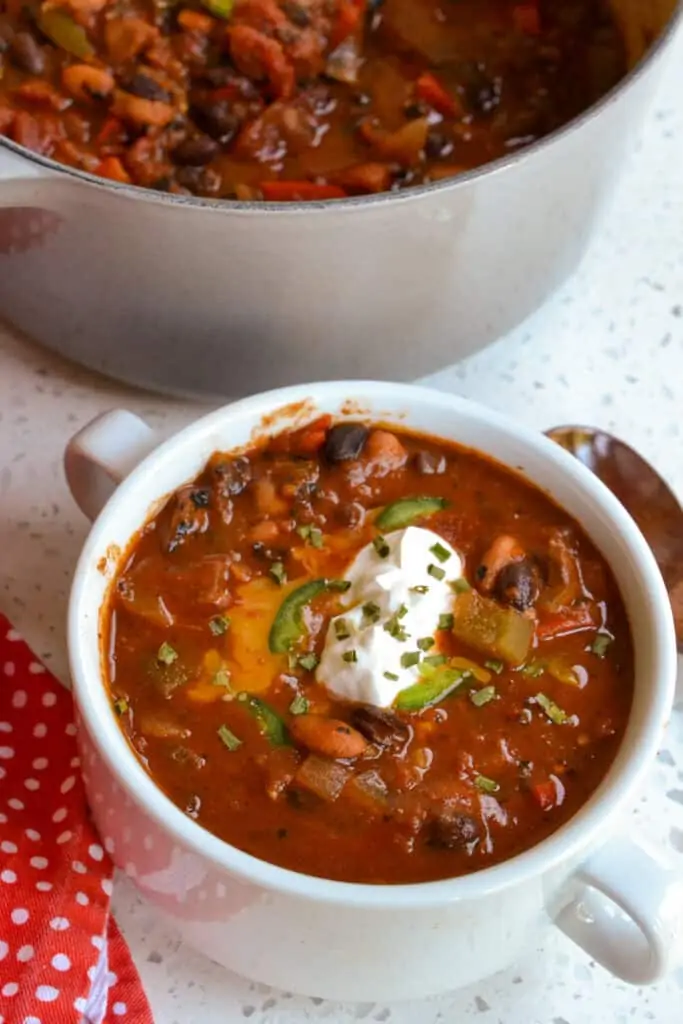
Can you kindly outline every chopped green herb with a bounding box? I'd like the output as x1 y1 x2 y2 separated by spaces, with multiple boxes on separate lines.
474 774 500 793
240 694 289 745
342 650 358 663
410 585 429 594
373 535 391 558
157 641 178 665
484 659 505 675
395 666 465 711
430 542 451 563
470 685 496 707
209 615 230 636
269 561 287 585
297 653 319 672
535 692 568 725
521 661 545 678
217 724 241 751
383 671 399 681
397 603 408 619
200 0 235 19
113 697 129 716
376 496 448 530
297 524 323 548
417 636 434 651
423 653 447 667
362 601 381 625
384 610 409 642
327 579 352 592
438 613 454 631
427 563 445 581
590 633 613 658
400 650 421 669
449 578 471 594
289 694 309 715
212 668 231 688
334 618 351 641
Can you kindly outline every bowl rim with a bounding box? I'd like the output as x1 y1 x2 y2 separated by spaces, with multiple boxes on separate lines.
4 1 683 212
67 381 678 909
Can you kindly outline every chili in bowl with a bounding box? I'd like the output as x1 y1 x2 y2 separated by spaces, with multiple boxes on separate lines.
65 382 679 1001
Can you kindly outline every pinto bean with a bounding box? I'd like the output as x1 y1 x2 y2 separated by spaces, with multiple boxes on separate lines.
289 715 368 760
10 32 45 75
350 705 410 748
493 558 542 612
426 811 480 850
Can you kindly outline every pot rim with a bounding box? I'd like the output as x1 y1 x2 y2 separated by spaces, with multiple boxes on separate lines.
2 3 682 213
67 380 678 910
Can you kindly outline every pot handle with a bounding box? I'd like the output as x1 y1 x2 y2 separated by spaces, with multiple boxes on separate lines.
64 410 157 521
556 832 683 984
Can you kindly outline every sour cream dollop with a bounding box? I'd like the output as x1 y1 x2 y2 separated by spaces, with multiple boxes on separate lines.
316 526 462 707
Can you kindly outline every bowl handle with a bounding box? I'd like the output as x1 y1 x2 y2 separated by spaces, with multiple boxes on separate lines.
556 832 683 983
64 410 156 521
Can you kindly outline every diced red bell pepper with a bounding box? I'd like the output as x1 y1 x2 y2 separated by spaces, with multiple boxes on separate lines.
513 3 541 35
415 72 463 119
536 604 595 640
260 181 347 202
531 780 556 811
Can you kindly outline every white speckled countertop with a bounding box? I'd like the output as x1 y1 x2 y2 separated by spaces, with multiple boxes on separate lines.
2 28 683 1024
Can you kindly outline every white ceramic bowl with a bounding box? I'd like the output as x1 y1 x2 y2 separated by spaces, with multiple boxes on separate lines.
65 382 681 1001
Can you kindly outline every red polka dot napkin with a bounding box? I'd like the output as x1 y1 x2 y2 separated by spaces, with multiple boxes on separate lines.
0 613 154 1024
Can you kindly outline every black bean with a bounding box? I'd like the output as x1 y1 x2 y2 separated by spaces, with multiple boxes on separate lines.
175 165 220 195
213 457 251 497
124 73 172 103
426 812 480 850
173 135 219 166
191 99 238 143
190 488 211 508
414 451 446 475
324 423 369 463
404 101 427 120
350 706 410 748
425 132 454 160
10 32 45 75
493 558 542 612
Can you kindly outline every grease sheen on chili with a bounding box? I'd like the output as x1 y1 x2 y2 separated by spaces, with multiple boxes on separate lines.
104 418 633 884
0 0 626 200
